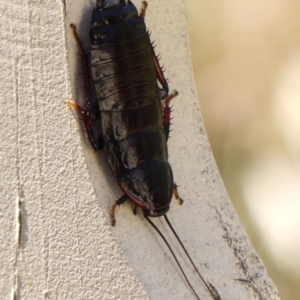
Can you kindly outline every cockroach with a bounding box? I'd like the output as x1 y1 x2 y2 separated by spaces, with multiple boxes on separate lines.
66 1 220 299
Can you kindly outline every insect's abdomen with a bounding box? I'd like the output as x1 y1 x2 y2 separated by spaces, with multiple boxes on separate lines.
90 2 173 213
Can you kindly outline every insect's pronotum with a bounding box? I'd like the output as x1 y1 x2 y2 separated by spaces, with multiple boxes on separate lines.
66 1 220 299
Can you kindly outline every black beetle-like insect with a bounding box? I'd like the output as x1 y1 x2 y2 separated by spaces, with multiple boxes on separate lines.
66 1 219 299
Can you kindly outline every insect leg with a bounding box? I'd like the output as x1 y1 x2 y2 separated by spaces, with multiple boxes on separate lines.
152 46 169 95
70 24 93 106
173 183 184 205
163 90 178 140
68 24 104 151
64 101 103 150
142 1 168 96
139 1 148 19
110 195 129 226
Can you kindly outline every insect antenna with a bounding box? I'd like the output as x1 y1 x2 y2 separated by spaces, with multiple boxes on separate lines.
164 214 219 300
144 215 201 300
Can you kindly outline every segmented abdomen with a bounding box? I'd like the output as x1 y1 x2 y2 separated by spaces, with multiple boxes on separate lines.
90 2 168 176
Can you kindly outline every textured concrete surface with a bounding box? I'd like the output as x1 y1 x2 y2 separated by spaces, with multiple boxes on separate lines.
0 0 280 299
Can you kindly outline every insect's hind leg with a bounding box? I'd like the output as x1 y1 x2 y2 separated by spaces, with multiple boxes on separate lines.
110 195 129 226
64 101 104 150
163 90 178 140
66 24 104 151
144 2 169 94
139 1 148 19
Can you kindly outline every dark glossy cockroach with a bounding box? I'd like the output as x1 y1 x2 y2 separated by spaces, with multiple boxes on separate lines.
66 1 220 299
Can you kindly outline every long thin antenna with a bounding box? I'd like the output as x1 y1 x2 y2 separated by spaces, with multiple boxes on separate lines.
164 215 219 300
144 216 201 300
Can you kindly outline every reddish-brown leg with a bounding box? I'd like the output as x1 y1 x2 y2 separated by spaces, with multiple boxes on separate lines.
173 183 184 205
152 50 169 94
70 24 94 108
163 90 178 140
139 1 148 19
140 1 169 94
66 24 103 151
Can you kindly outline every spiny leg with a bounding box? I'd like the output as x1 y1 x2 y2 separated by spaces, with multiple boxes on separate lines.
140 1 175 139
67 24 104 151
140 1 174 136
163 90 178 140
152 44 169 96
110 195 129 226
70 24 93 107
143 1 169 95
173 183 184 205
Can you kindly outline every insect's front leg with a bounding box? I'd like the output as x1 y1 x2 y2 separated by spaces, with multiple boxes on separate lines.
110 195 129 226
173 183 184 205
65 24 104 151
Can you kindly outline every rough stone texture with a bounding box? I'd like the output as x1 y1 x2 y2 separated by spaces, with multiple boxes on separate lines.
0 0 280 299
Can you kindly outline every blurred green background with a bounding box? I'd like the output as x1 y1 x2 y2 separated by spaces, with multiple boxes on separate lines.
186 1 300 299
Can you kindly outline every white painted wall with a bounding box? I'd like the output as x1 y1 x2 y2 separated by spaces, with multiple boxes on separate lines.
0 0 280 299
